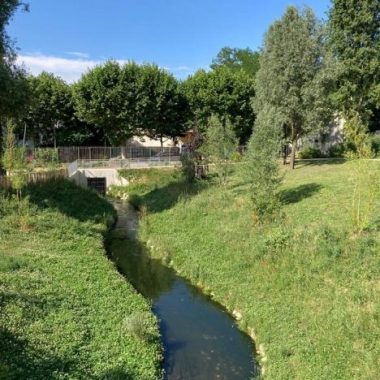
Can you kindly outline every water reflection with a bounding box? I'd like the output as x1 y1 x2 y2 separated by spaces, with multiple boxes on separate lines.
109 201 257 380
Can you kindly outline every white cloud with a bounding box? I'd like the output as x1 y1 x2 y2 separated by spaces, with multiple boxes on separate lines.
16 54 101 82
65 51 90 59
16 53 193 82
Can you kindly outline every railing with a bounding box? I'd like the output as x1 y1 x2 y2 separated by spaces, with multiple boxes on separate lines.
56 146 181 163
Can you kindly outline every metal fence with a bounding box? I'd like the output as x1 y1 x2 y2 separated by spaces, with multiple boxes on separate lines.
55 146 181 163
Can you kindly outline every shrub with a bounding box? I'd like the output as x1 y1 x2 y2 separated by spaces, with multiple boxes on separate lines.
370 135 380 157
180 153 196 183
328 143 346 158
298 146 325 159
200 115 238 187
244 106 283 223
32 148 59 168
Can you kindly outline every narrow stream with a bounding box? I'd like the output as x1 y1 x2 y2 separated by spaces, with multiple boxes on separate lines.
109 200 257 380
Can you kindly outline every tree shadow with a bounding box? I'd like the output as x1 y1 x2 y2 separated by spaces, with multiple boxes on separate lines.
25 178 115 225
295 158 346 168
279 183 323 204
0 328 80 379
137 179 209 214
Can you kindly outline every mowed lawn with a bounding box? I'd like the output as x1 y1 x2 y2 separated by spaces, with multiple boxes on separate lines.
0 180 162 379
119 162 380 380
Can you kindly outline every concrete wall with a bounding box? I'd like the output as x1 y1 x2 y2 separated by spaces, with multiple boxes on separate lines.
70 168 128 190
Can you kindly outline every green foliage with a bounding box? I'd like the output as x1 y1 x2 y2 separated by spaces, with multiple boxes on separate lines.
328 143 347 158
25 72 72 147
124 312 157 342
2 119 29 198
255 6 334 168
128 163 380 379
370 135 380 156
298 146 326 159
343 114 378 232
0 1 30 119
200 115 237 186
182 66 255 143
74 61 188 145
244 107 283 223
32 148 59 169
327 0 380 121
210 47 260 78
0 180 162 379
180 153 196 184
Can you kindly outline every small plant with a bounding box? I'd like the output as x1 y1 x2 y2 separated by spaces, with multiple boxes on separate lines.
2 119 30 200
180 152 196 183
123 312 153 342
344 114 378 233
200 115 238 187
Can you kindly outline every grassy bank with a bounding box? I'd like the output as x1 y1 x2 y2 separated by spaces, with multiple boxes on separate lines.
116 163 380 380
0 179 162 379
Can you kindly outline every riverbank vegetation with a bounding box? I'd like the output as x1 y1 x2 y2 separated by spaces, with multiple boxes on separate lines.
115 163 379 379
0 179 162 379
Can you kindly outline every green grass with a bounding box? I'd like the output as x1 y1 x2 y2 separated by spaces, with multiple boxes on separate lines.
0 179 162 379
117 163 380 380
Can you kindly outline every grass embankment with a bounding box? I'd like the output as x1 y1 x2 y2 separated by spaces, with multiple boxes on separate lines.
116 164 380 380
0 179 162 379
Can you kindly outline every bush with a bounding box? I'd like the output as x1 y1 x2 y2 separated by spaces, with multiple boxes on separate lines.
32 148 59 168
370 135 380 157
298 146 325 159
328 143 346 158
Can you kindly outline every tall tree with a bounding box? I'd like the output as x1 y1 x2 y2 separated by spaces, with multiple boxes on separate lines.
25 72 72 147
211 47 260 78
244 105 283 223
182 67 256 144
74 61 187 145
0 1 29 155
0 0 29 117
327 0 380 126
135 64 189 146
255 6 333 169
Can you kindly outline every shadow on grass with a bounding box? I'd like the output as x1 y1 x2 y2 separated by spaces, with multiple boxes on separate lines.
135 179 209 214
280 183 323 204
25 178 115 224
295 158 346 168
0 327 80 379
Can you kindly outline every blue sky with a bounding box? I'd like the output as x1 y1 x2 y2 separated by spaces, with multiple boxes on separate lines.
9 0 331 82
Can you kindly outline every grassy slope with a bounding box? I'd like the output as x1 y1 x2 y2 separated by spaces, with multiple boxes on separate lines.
0 180 162 379
118 163 379 380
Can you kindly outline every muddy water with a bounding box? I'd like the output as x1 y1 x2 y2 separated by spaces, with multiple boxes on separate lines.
109 201 257 380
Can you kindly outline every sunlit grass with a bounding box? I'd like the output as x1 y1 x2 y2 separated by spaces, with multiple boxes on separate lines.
0 180 162 379
120 162 380 380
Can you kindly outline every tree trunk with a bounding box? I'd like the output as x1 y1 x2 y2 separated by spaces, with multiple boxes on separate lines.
290 138 297 170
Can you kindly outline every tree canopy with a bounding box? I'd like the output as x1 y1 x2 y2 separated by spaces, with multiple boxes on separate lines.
25 72 72 147
327 0 380 125
211 47 260 78
73 61 188 145
255 6 333 168
182 66 255 144
0 1 29 120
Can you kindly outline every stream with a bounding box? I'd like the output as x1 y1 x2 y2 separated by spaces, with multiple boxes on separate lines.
109 200 257 380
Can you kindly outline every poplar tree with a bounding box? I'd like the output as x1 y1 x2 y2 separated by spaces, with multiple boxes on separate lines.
255 6 333 169
328 0 380 124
